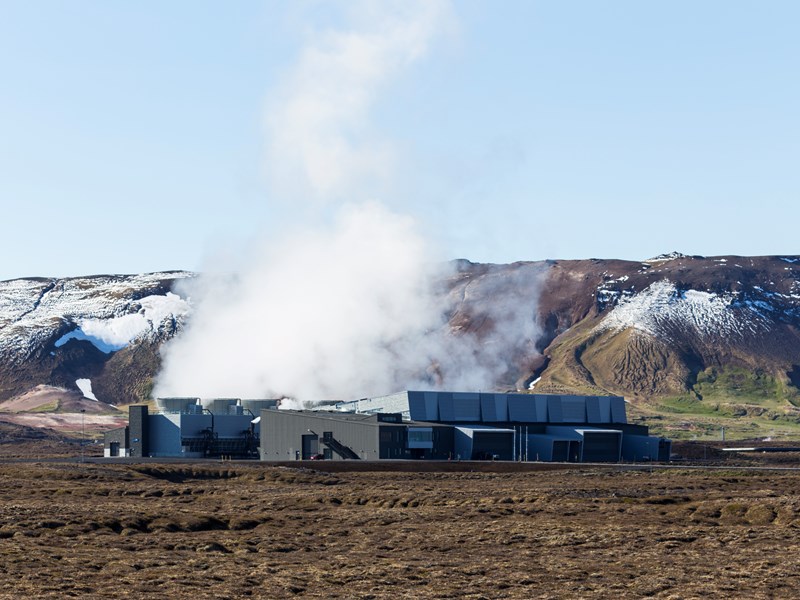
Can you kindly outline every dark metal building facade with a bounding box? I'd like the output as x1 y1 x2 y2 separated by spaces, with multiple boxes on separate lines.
259 410 454 461
104 399 270 459
260 391 672 463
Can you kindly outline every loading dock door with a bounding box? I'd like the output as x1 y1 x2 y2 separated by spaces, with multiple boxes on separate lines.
552 440 568 462
301 434 319 460
658 439 671 462
471 431 513 460
581 432 620 462
109 442 120 457
569 441 581 462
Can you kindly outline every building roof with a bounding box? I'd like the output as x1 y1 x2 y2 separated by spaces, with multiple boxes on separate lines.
338 391 628 425
266 409 449 428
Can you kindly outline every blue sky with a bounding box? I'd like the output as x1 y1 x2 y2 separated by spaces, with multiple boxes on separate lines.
1 1 798 280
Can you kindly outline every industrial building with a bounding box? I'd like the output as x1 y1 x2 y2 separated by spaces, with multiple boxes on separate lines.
105 390 670 463
104 397 277 458
259 390 671 463
259 410 455 461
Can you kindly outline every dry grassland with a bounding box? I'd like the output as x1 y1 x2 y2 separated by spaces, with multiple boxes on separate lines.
1 461 800 599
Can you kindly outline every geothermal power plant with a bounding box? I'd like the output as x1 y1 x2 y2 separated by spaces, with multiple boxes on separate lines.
105 391 671 463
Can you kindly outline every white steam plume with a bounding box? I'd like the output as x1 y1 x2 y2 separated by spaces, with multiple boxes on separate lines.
154 216 546 400
154 1 543 402
443 262 548 389
265 0 455 203
156 203 446 399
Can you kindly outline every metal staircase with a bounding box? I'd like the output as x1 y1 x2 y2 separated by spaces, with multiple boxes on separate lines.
321 431 360 459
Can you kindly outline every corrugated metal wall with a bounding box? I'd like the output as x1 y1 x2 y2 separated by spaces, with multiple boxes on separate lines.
128 405 148 457
580 431 622 462
260 412 381 461
147 414 182 456
362 391 627 425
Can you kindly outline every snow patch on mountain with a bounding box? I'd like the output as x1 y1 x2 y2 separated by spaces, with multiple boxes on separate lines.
0 272 193 361
54 327 124 353
643 252 694 264
54 292 189 353
596 279 771 339
76 378 98 401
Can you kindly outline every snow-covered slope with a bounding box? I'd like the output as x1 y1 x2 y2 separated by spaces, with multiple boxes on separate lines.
530 254 800 399
0 272 191 360
4 255 800 409
596 279 773 340
0 272 193 403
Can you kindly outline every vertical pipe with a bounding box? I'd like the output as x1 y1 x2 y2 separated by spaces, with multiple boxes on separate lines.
512 427 516 461
525 426 528 461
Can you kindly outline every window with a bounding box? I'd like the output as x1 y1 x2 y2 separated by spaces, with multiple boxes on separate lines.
408 428 433 443
407 427 434 449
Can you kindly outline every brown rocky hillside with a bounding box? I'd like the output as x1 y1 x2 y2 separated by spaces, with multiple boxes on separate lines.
3 255 800 437
442 253 800 439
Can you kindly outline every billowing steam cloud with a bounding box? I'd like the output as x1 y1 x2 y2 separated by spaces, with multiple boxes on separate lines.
156 203 444 400
154 1 543 402
264 0 455 203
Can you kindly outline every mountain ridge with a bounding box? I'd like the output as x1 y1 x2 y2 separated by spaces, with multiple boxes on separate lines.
2 255 800 438
0 271 192 404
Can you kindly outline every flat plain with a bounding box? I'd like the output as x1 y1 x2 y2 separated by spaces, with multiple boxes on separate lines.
1 454 800 599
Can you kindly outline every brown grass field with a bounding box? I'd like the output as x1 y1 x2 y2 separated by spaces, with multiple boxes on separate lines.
1 449 800 599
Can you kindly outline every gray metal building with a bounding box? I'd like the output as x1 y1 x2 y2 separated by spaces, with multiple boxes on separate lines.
453 425 514 461
259 410 454 461
104 397 278 458
338 391 628 424
327 390 671 463
106 391 671 463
